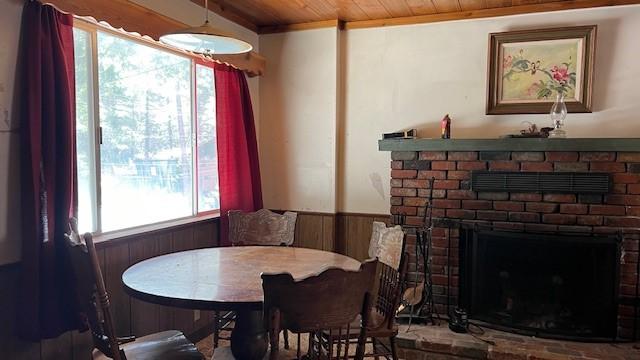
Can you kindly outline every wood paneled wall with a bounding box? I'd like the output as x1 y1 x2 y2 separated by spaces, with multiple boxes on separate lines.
0 218 218 360
285 210 390 261
292 212 336 251
336 213 390 261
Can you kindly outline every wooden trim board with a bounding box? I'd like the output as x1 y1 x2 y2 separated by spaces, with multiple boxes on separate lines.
259 20 343 34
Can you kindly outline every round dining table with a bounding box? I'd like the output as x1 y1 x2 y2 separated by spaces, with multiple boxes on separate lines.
122 246 361 359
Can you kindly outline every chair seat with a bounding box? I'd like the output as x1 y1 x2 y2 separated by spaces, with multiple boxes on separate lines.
93 330 204 360
321 311 398 339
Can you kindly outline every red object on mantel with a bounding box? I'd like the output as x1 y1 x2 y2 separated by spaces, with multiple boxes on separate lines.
441 114 451 139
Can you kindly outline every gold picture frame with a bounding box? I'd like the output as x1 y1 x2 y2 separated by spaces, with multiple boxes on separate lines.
486 26 596 115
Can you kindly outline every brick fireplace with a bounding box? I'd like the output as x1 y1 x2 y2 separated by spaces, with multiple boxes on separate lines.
380 138 640 340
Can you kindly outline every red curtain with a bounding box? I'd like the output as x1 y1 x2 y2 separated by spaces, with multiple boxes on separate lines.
18 1 79 340
214 64 262 246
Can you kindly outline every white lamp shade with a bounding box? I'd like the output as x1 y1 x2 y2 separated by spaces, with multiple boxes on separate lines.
160 23 253 55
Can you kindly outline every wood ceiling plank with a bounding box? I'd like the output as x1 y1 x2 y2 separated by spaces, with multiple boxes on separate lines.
378 0 415 16
301 0 340 20
405 0 439 15
212 0 284 25
512 0 541 5
459 0 488 10
432 0 463 12
485 0 513 8
189 0 258 31
210 0 283 26
353 0 393 18
336 0 372 20
264 0 314 23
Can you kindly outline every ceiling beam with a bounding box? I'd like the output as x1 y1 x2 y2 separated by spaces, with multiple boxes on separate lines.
259 20 343 35
44 0 265 76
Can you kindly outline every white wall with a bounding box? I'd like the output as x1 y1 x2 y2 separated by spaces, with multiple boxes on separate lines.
256 5 640 215
259 28 339 212
0 0 24 265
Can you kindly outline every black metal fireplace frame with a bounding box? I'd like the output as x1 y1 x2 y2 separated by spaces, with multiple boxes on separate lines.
457 225 622 342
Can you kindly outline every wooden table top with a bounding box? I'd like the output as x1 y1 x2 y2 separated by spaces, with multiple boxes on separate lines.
122 246 361 311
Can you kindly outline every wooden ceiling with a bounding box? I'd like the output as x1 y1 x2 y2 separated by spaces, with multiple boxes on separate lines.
193 0 640 33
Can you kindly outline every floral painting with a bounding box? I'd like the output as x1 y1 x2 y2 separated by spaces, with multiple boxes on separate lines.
486 26 596 114
500 39 583 103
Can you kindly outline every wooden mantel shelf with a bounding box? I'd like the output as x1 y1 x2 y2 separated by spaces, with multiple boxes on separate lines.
378 138 640 152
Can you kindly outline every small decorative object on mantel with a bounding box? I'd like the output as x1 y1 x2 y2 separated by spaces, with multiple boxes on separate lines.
441 114 451 139
486 25 596 115
501 121 553 138
548 92 568 138
382 128 417 139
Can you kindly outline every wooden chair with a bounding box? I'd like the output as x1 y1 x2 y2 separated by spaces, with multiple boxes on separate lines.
213 209 298 349
262 260 378 360
63 221 204 360
321 223 407 359
363 257 408 359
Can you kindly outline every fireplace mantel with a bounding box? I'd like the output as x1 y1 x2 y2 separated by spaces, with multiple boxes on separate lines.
379 138 640 152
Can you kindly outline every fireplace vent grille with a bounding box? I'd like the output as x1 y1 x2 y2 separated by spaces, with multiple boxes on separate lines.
471 171 610 193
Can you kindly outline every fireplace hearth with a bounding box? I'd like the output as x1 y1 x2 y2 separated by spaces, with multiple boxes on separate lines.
459 228 620 340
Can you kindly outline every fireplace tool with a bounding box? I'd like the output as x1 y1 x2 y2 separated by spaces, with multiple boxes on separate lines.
397 177 440 327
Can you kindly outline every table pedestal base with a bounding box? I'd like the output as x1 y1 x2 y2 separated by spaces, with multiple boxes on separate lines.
230 310 268 359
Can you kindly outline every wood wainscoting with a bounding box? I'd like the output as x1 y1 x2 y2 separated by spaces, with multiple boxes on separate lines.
285 210 391 261
0 218 218 360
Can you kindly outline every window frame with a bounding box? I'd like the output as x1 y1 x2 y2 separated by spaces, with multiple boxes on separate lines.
193 58 220 217
74 18 220 236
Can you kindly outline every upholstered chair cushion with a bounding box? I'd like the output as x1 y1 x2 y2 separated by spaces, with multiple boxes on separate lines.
228 209 297 246
368 221 404 270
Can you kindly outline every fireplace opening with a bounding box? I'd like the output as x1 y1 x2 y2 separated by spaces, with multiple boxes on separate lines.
459 229 620 340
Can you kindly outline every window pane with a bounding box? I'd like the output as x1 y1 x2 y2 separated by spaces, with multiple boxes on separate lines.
196 64 219 212
73 28 95 233
97 32 193 232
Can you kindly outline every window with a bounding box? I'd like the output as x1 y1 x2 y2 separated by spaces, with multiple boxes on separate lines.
73 24 219 234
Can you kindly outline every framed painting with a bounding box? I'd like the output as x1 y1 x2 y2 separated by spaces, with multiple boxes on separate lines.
486 26 596 115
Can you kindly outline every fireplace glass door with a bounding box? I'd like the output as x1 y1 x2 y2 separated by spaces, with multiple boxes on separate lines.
460 230 619 340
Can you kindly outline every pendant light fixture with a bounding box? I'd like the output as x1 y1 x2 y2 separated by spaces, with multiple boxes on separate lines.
160 0 252 55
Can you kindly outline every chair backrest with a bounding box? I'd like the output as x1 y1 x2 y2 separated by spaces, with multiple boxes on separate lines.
371 253 409 330
368 221 404 270
64 220 125 360
228 209 297 246
262 260 378 359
